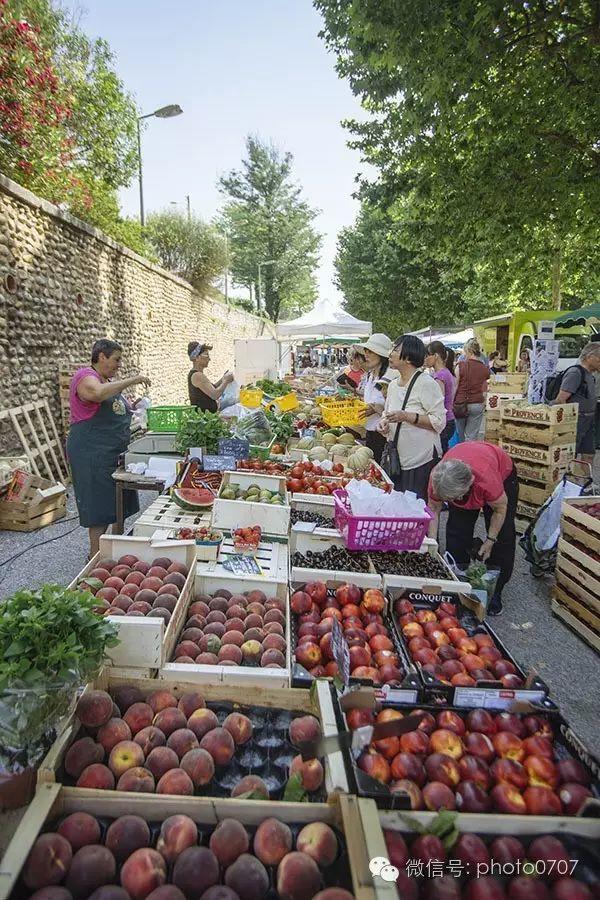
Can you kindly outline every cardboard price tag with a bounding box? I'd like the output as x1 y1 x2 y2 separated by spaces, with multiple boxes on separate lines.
221 554 262 576
203 455 237 471
219 438 250 459
330 617 350 687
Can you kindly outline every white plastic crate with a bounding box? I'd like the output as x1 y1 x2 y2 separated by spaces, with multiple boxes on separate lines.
132 495 211 537
211 471 290 535
290 531 382 588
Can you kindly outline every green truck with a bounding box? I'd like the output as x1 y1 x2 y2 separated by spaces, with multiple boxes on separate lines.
473 311 590 372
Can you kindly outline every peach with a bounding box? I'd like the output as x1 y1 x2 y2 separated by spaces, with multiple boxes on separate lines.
175 640 201 659
181 748 215 787
464 732 495 762
490 758 528 790
105 576 125 592
458 754 492 790
112 593 134 610
121 848 167 900
153 707 187 737
559 782 593 815
374 735 400 760
231 774 270 799
241 639 263 664
154 593 177 612
87 890 131 900
524 786 562 815
195 652 219 665
357 750 390 784
492 732 525 762
187 708 219 739
105 815 150 862
297 821 338 868
226 853 269 900
156 767 194 796
145 690 176 715
173 847 219 898
209 818 250 868
290 754 325 791
188 600 210 618
65 736 104 779
248 817 291 867
399 730 430 755
523 715 554 740
146 747 180 780
96 587 119 604
523 735 554 759
491 783 528 814
76 763 115 790
131 559 149 573
145 889 186 900
134 726 166 756
412 833 447 864
57 811 101 851
402 622 425 639
219 644 243 664
166 728 199 760
557 758 591 786
261 648 286 667
524 755 559 789
390 752 426 785
243 627 263 643
168 561 188 576
155 814 198 865
262 632 287 653
90 567 111 582
289 714 322 747
97 718 132 754
65 846 116 899
222 712 253 746
22 834 72 890
422 781 456 811
176 692 205 719
455 781 491 813
451 673 476 686
76 690 114 728
164 573 186 591
429 729 464 759
117 767 155 793
425 752 461 787
200 727 235 765
436 710 466 736
122 702 153 735
108 740 145 778
390 779 424 809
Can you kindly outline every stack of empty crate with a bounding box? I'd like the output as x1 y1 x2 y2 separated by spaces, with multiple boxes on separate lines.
499 400 579 532
484 372 528 444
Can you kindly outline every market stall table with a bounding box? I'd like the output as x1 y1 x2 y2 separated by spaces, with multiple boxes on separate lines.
111 468 167 535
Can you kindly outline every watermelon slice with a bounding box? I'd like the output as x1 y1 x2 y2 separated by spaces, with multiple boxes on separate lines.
172 487 215 510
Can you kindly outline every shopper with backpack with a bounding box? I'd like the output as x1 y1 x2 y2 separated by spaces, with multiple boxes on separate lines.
550 342 600 464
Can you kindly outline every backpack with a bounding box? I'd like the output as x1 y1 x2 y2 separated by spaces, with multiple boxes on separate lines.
544 364 588 402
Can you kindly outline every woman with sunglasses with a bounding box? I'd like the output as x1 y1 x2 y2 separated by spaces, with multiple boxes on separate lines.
427 442 518 616
187 341 234 412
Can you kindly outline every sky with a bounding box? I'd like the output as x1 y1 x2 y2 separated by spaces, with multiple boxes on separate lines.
74 0 366 306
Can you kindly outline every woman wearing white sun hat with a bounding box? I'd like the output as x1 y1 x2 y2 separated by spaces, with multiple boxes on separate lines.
356 333 393 463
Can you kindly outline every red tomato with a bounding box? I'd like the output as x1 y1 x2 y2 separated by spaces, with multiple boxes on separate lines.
316 485 330 495
291 466 304 479
332 463 344 474
289 478 303 492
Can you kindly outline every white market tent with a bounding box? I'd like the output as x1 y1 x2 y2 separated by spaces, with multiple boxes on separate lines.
276 299 372 340
432 327 474 349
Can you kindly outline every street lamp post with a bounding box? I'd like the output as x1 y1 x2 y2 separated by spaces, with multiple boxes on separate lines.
257 259 276 312
137 104 183 227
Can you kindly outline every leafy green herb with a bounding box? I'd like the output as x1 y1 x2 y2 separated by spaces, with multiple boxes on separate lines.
266 410 295 443
254 378 291 397
175 410 232 455
283 771 307 802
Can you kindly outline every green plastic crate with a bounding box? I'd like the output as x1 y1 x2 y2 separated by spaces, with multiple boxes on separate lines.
248 438 275 460
146 406 195 433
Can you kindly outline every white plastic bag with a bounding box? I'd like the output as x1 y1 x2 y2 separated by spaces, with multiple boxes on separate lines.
532 478 584 551
220 379 240 411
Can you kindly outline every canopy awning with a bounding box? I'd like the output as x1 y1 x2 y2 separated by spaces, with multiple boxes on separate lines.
555 304 600 328
276 299 371 341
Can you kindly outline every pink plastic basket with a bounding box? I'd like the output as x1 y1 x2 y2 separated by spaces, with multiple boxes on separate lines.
333 489 432 551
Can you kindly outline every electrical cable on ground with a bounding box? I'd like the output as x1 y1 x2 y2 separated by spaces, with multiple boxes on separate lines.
0 515 81 571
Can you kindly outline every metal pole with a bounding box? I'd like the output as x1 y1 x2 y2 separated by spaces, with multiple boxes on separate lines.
257 263 262 312
186 195 191 223
137 119 145 227
224 231 229 303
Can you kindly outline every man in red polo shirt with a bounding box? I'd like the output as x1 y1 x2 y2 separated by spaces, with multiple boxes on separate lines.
428 442 518 616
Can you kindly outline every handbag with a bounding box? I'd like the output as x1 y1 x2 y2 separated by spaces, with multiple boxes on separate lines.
381 371 422 478
453 360 470 419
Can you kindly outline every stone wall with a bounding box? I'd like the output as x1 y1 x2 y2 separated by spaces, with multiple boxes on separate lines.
0 175 274 452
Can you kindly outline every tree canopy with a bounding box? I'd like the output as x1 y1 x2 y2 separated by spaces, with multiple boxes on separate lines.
146 210 229 292
218 136 322 322
316 0 600 312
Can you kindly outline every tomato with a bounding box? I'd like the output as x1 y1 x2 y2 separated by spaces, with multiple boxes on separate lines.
289 478 303 492
291 466 304 479
332 463 344 474
303 487 315 494
312 465 322 475
316 485 330 495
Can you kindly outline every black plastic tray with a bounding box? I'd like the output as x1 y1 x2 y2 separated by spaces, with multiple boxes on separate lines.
334 696 600 812
386 590 549 706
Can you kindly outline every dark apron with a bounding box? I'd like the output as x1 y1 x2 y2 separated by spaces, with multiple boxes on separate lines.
67 394 139 528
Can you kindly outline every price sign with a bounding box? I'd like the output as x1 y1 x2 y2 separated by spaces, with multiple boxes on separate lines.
222 554 262 575
202 455 237 471
330 617 350 687
219 438 250 459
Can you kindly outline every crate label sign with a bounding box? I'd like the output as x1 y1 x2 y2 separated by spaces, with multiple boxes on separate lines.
222 554 262 575
394 588 458 605
375 685 419 705
454 687 547 710
330 616 350 686
219 438 250 459
292 521 317 533
203 455 237 471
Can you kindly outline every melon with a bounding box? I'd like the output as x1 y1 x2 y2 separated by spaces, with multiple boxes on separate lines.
172 488 214 511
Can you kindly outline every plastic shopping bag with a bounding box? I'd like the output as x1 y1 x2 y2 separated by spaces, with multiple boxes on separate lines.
220 379 240 411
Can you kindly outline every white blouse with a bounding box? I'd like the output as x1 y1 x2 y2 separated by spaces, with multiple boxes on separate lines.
362 373 386 431
384 371 446 469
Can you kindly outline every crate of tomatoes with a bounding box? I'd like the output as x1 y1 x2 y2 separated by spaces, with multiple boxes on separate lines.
286 461 348 501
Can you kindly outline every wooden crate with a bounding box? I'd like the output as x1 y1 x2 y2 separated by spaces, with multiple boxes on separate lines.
516 499 539 520
212 471 291 535
514 458 566 486
0 785 377 900
554 564 600 624
37 670 350 800
562 496 600 542
560 516 600 557
489 371 529 391
500 401 579 426
501 439 575 467
486 392 518 411
159 567 291 687
502 421 577 447
381 544 472 595
290 531 382 588
552 587 600 655
518 479 553 507
0 472 66 532
133 495 212 537
69 535 196 675
557 534 600 580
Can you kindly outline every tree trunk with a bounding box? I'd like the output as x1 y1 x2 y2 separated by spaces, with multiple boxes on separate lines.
552 245 562 310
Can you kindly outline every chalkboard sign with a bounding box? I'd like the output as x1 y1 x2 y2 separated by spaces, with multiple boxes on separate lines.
219 438 250 459
202 455 237 471
330 616 350 687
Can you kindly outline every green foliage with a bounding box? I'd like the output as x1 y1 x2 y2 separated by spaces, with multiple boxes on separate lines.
176 410 232 455
146 210 229 291
218 136 322 322
0 584 119 756
316 0 600 312
335 201 466 334
266 410 295 443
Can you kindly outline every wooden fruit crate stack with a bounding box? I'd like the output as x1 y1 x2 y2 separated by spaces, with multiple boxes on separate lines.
484 372 528 445
552 496 600 656
499 401 578 533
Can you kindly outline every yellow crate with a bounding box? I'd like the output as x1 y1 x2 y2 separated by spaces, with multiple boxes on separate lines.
273 390 298 412
319 397 367 426
239 388 264 408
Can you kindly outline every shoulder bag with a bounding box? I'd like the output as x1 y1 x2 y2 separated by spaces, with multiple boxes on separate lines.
381 371 422 479
453 360 470 419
